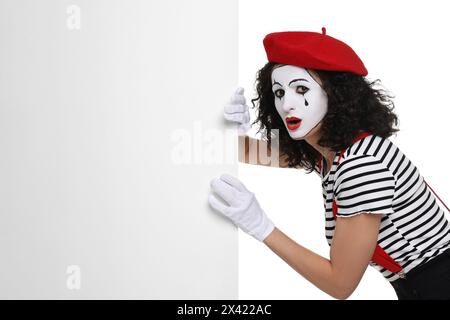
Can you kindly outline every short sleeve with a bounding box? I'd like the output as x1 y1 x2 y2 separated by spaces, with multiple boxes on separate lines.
333 155 396 217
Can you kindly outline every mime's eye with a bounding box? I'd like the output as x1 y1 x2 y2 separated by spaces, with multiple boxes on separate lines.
296 85 309 94
274 89 285 99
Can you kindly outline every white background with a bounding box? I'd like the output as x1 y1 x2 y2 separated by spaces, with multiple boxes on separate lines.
238 0 450 299
0 0 448 300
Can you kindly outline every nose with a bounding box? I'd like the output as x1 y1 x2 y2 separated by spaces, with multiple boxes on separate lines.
282 104 295 113
281 93 296 113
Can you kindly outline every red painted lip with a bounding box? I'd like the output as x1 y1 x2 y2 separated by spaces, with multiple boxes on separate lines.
286 116 302 131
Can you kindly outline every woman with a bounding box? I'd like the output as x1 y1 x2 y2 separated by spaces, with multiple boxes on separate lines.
208 28 450 300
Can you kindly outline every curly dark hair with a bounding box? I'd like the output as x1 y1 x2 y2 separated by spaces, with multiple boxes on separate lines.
251 62 400 173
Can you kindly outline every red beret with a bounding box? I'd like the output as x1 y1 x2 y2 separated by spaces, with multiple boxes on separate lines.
263 28 368 76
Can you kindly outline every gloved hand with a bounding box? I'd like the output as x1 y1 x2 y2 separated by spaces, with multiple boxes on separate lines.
224 87 251 136
208 173 275 242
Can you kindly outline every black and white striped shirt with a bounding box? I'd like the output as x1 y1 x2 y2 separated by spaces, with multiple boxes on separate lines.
313 134 450 282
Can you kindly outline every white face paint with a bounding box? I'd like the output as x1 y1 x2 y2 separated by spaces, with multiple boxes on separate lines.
271 65 328 140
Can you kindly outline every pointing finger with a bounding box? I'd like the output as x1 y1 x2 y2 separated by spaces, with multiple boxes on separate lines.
220 174 248 192
208 194 229 216
210 177 240 206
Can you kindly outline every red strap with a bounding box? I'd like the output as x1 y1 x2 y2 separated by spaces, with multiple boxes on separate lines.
424 180 450 213
332 131 404 275
337 131 371 163
332 199 403 274
317 156 322 172
372 246 403 273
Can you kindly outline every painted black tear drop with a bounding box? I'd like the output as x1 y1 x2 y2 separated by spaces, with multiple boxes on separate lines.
305 99 309 106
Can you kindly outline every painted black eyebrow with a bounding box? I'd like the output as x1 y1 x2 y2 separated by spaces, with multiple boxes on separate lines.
272 81 282 88
289 78 309 85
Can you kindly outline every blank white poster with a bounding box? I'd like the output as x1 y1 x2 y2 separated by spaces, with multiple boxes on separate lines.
0 0 238 299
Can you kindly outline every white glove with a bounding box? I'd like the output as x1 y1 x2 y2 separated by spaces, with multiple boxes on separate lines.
224 87 251 136
208 173 275 242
